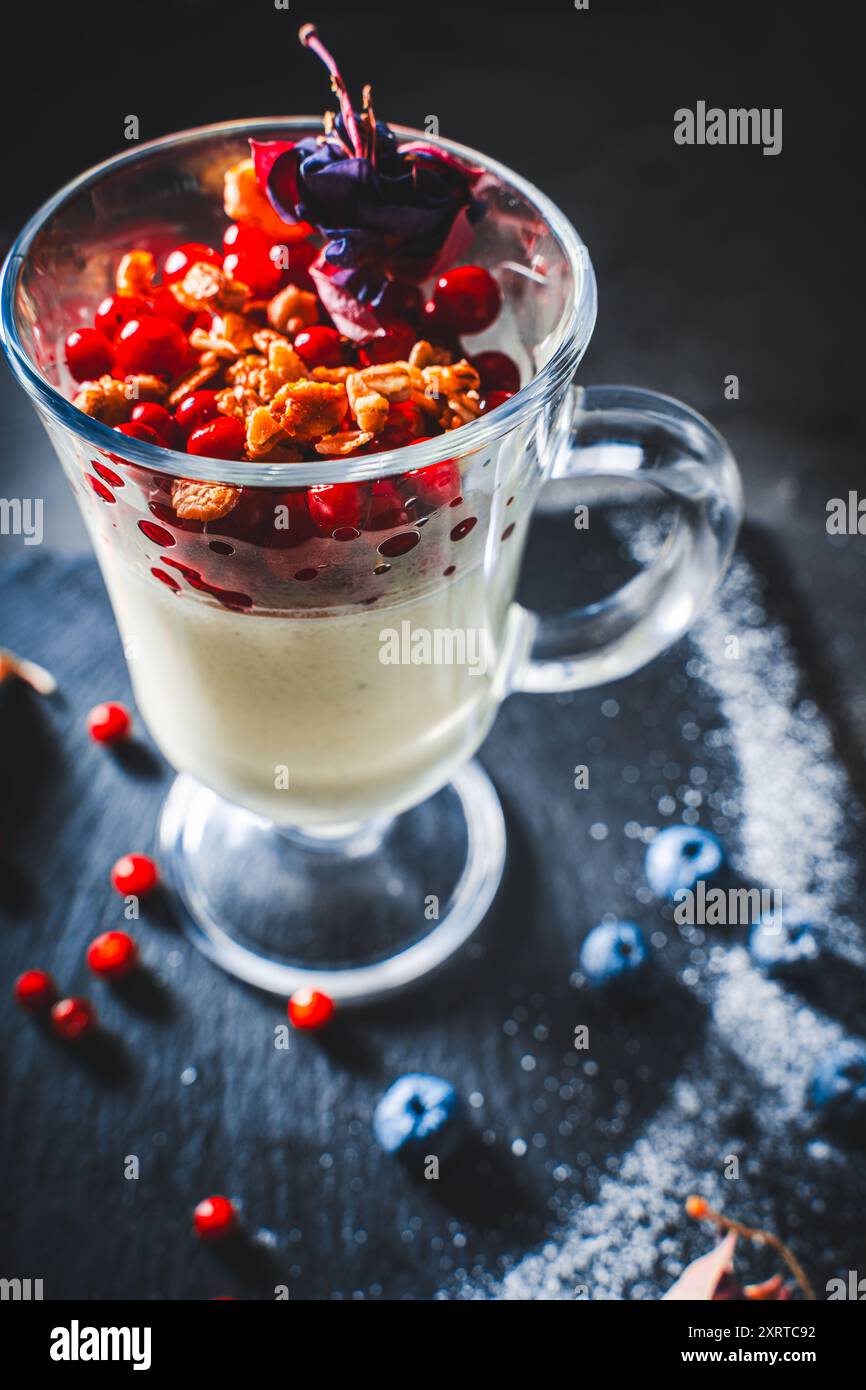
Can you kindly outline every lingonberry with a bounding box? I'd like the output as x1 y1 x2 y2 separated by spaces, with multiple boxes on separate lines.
94 294 150 342
222 224 282 297
87 930 139 979
110 853 159 897
375 279 424 324
14 969 57 1012
478 389 515 415
365 479 410 530
430 265 501 335
65 328 113 382
114 422 162 446
162 242 220 285
288 989 335 1030
293 325 344 370
87 701 132 743
472 350 520 396
307 484 364 532
187 416 246 460
359 321 415 367
193 1195 238 1241
147 285 193 329
175 389 221 438
114 316 191 379
130 403 181 449
380 401 425 448
51 996 97 1041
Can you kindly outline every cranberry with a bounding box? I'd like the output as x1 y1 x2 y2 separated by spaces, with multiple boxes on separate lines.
147 285 192 328
14 969 57 1012
222 225 282 297
359 321 415 367
187 416 246 460
293 326 343 370
65 327 113 382
111 853 159 897
282 239 318 292
94 294 150 342
288 988 335 1030
404 460 461 509
472 350 520 396
162 242 220 285
193 1195 237 1241
479 389 515 415
51 996 97 1041
176 389 221 438
115 316 191 378
375 279 424 324
87 701 132 743
262 491 315 551
307 484 364 532
87 930 139 979
130 403 180 449
114 422 162 446
365 479 410 530
430 265 501 334
380 401 426 449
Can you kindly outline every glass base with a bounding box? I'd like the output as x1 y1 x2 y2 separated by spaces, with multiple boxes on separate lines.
157 762 506 1004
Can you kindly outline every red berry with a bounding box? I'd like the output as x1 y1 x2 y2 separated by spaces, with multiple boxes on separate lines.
115 316 191 378
175 389 220 438
479 389 515 415
87 931 139 979
94 294 150 342
282 239 317 292
307 484 363 532
472 350 520 396
14 969 57 1012
359 321 416 367
162 242 220 285
130 403 180 449
288 989 335 1030
293 326 343 370
114 422 162 446
187 416 246 460
403 459 461 509
65 327 113 382
111 853 159 897
51 996 97 1041
147 285 192 328
193 1195 237 1241
222 225 282 297
381 401 426 449
430 265 501 335
365 479 410 530
87 701 132 744
375 279 423 324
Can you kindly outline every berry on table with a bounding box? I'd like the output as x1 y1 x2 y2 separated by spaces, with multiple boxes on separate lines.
86 701 132 744
193 1194 238 1241
644 825 725 899
749 911 821 976
429 265 501 335
110 853 159 897
810 1040 866 1134
64 328 114 382
87 931 139 979
579 920 648 991
51 996 97 1041
288 989 335 1030
373 1073 463 1158
14 968 58 1011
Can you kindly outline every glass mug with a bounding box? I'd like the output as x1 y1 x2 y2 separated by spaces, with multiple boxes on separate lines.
0 120 742 1002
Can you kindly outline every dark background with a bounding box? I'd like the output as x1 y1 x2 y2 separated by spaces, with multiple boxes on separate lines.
2 0 865 1302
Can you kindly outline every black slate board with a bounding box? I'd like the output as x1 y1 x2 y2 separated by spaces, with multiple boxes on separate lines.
2 532 866 1301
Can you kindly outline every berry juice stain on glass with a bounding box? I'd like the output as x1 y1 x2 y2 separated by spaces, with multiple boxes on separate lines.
0 25 741 1002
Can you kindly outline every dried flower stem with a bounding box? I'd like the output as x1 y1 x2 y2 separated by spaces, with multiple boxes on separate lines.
299 24 365 161
686 1197 816 1301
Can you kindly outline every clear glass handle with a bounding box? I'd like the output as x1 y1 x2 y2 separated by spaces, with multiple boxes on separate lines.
512 385 743 694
